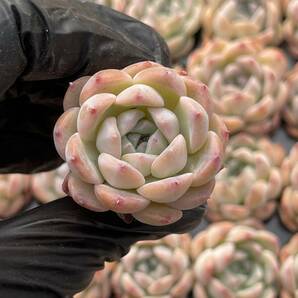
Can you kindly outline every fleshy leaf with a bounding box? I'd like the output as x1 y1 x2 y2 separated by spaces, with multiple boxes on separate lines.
175 96 209 154
151 134 188 178
148 107 180 143
116 84 164 107
146 130 168 155
137 173 193 203
94 184 149 213
77 93 116 141
80 69 133 104
133 203 183 226
96 117 121 158
122 153 157 177
187 132 223 187
98 153 145 189
54 107 79 160
65 133 103 185
68 174 108 212
117 109 145 136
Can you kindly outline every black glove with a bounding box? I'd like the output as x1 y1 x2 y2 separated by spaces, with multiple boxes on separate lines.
0 0 170 174
0 198 204 298
0 1 205 297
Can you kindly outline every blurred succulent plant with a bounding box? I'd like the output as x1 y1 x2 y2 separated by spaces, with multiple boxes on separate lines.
187 39 289 134
191 222 280 298
280 144 298 232
283 0 298 58
74 262 115 298
31 163 68 203
0 174 31 219
280 234 298 298
112 234 193 298
207 134 285 222
283 65 298 139
95 0 203 59
203 0 283 45
54 61 227 226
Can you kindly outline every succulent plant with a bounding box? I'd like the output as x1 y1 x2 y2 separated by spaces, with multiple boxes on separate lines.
54 61 227 226
94 0 203 59
187 39 289 135
0 174 31 219
207 133 285 222
112 234 193 298
31 163 68 203
283 0 298 58
280 234 298 298
203 0 283 45
283 65 298 139
280 144 298 232
31 163 69 203
74 262 115 298
191 222 280 298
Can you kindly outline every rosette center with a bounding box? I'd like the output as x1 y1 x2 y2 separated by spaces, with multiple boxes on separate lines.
135 248 169 278
237 0 260 18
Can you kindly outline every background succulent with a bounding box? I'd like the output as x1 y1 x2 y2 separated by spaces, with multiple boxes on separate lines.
283 65 298 139
94 0 203 59
280 144 298 232
207 134 285 222
191 222 280 298
283 0 298 58
112 234 193 298
187 39 289 134
74 262 115 298
31 163 68 203
280 234 298 298
53 61 227 226
203 0 283 45
0 174 31 219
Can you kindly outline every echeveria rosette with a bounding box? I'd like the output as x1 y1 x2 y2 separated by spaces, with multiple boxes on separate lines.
280 234 298 298
74 262 115 298
283 0 298 58
187 39 289 135
207 134 285 222
279 144 298 232
53 61 227 226
112 234 193 298
95 0 203 59
203 0 283 45
283 65 298 139
191 222 280 298
0 174 31 219
31 163 68 203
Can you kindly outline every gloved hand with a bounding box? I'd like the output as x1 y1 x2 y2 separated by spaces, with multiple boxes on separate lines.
0 1 205 297
0 198 204 298
0 0 170 174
